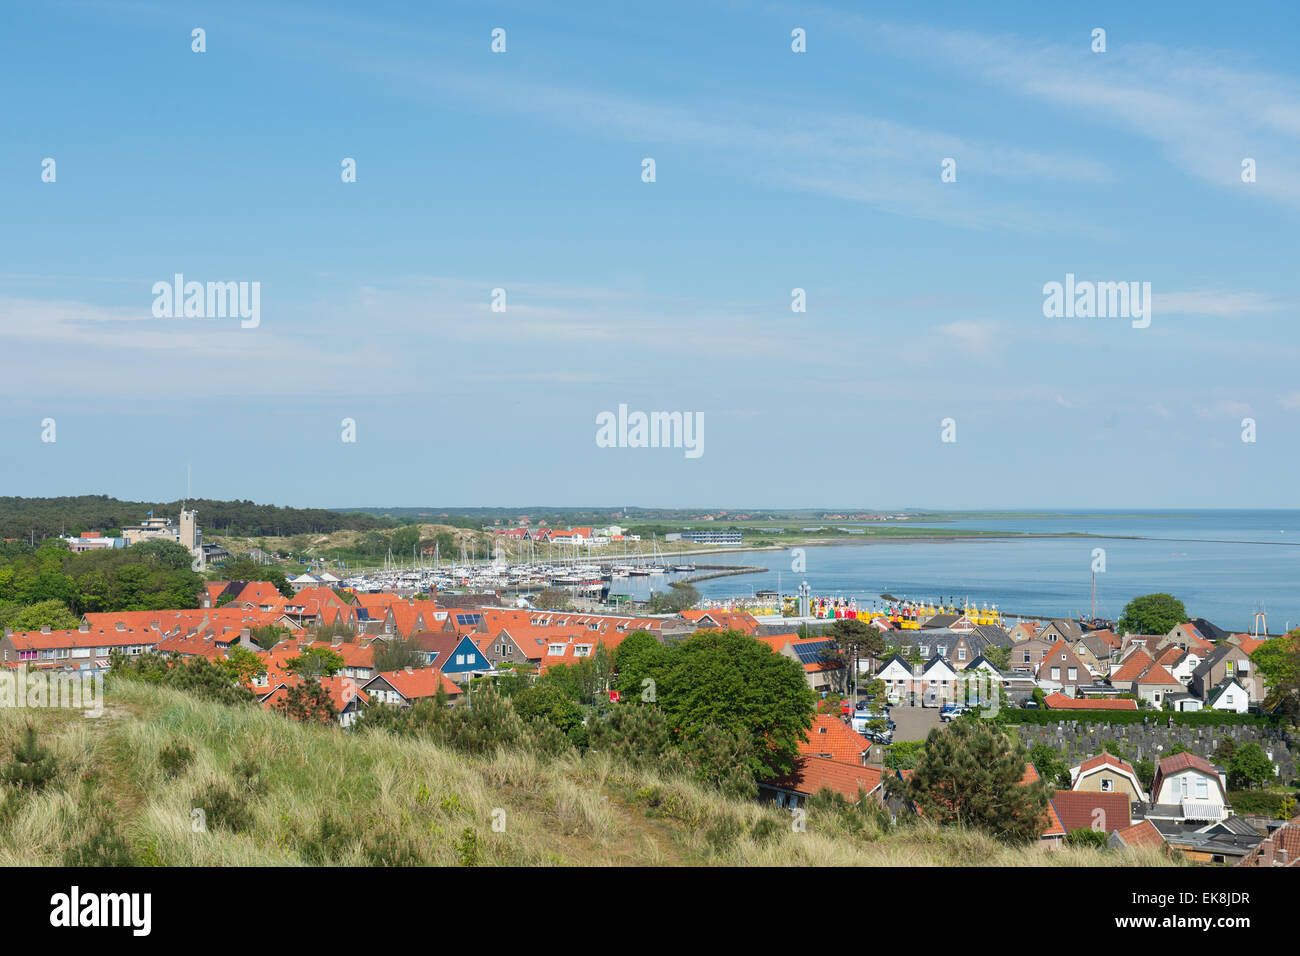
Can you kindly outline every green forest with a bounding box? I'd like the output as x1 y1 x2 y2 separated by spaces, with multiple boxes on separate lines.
0 495 396 541
0 539 204 628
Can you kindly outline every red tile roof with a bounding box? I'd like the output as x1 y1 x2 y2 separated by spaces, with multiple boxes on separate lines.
1236 635 1265 656
1135 664 1180 687
1051 790 1132 833
1112 648 1155 681
1077 752 1139 777
1087 629 1121 649
765 755 884 802
235 581 283 607
1238 821 1300 867
1113 819 1166 850
371 667 461 701
1024 764 1066 838
799 716 870 765
1044 693 1137 711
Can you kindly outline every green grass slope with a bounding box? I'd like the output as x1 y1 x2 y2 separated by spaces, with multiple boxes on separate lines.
0 683 1178 867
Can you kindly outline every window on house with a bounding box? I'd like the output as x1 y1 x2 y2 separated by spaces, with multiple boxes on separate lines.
958 648 966 660
1225 661 1234 677
1068 668 1078 681
1051 667 1060 681
1196 778 1208 799
455 654 465 665
1100 778 1113 792
1023 651 1031 663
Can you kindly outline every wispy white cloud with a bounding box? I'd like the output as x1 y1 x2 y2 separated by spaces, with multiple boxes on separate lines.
1153 290 1283 318
830 15 1300 208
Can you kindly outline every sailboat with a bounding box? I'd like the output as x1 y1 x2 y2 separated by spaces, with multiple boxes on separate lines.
644 536 668 575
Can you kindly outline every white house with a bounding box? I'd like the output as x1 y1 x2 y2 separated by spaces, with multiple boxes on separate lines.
876 654 914 703
1150 753 1229 823
1204 677 1250 714
1168 650 1202 686
917 655 959 707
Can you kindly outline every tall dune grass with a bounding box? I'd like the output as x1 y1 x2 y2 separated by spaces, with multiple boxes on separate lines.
0 681 1179 867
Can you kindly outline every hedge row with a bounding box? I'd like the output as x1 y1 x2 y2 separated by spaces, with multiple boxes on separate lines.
993 709 1281 729
1227 790 1297 817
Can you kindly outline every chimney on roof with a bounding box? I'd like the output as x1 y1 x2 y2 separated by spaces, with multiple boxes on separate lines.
1260 838 1275 867
40 625 51 634
115 622 126 632
79 623 90 633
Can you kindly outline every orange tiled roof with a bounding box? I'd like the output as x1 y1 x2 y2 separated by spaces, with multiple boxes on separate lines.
1114 819 1166 850
1024 764 1066 838
766 755 883 801
1135 664 1180 687
798 715 870 765
1044 693 1137 711
1112 648 1155 681
372 667 461 700
1077 752 1140 777
1051 790 1132 833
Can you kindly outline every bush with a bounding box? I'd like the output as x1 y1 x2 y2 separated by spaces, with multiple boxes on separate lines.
1227 790 1297 819
63 816 135 866
2 723 57 791
300 811 357 864
195 783 255 834
1065 827 1109 849
158 742 194 780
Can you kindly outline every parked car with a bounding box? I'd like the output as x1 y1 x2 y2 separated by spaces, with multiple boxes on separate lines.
863 728 893 745
1020 699 1039 709
940 703 970 722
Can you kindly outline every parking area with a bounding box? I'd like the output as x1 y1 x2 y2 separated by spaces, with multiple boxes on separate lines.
887 703 943 742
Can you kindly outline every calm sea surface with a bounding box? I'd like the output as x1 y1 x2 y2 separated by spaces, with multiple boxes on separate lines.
609 511 1300 633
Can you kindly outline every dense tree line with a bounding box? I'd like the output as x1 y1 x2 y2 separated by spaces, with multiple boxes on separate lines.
0 495 395 541
0 539 203 621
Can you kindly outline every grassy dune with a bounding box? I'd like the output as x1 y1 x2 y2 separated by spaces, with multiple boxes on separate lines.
0 684 1178 867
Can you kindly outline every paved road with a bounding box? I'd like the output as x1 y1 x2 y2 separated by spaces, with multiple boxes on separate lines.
888 704 942 742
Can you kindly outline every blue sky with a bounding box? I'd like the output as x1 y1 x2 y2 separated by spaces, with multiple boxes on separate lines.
2 0 1298 510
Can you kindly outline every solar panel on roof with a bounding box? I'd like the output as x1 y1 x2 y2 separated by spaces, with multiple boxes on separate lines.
793 641 835 665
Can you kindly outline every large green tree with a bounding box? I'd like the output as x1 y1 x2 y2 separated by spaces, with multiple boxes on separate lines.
647 581 700 614
656 629 815 778
372 637 424 672
1116 593 1187 635
1227 742 1275 790
905 720 1051 845
284 647 345 679
612 630 671 699
830 618 885 692
1252 630 1300 714
0 598 80 631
